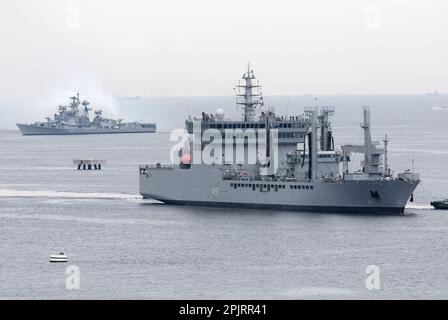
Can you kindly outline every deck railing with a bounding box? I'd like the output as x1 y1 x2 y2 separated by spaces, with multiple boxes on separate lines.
139 164 175 170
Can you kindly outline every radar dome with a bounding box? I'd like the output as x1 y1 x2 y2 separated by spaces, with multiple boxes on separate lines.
215 108 225 120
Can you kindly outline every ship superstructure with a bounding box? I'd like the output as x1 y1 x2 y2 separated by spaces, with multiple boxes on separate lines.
139 66 419 214
17 93 156 135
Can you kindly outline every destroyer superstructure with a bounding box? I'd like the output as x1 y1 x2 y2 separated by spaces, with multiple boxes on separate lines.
17 93 156 135
139 65 420 214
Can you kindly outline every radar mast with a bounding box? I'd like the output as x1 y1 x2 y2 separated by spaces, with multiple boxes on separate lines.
235 63 264 121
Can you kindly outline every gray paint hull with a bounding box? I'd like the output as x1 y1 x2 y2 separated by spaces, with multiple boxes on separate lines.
139 165 419 214
17 123 156 135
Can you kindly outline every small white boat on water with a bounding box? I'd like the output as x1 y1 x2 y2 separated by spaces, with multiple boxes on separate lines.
49 252 68 263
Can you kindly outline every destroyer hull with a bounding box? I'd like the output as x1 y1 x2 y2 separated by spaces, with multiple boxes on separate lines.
139 166 419 214
17 123 156 135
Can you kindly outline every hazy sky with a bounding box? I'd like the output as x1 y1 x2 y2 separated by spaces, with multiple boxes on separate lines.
1 0 447 98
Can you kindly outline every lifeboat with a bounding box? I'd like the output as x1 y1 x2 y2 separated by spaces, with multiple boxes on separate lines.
49 252 68 263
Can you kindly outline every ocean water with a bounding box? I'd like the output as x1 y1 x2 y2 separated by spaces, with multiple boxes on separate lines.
1 95 448 299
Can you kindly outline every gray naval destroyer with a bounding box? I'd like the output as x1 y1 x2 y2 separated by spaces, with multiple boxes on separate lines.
139 66 420 214
17 93 156 135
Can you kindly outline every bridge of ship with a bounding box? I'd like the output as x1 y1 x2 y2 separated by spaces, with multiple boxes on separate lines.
185 118 311 144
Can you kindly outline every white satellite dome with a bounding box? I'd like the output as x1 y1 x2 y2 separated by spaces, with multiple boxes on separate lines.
215 108 225 120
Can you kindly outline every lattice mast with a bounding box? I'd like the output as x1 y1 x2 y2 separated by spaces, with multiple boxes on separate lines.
235 64 263 121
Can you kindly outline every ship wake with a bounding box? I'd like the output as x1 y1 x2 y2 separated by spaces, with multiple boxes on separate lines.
0 188 142 201
405 203 433 210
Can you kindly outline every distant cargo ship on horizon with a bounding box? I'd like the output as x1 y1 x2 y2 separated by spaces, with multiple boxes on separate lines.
117 96 141 100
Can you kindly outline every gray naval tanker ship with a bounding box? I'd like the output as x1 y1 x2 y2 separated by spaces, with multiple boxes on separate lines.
139 66 420 214
17 93 156 135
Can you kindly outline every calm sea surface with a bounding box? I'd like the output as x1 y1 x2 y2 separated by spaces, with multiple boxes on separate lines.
1 95 448 299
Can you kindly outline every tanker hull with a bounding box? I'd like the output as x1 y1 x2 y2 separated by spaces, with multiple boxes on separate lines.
139 165 419 215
